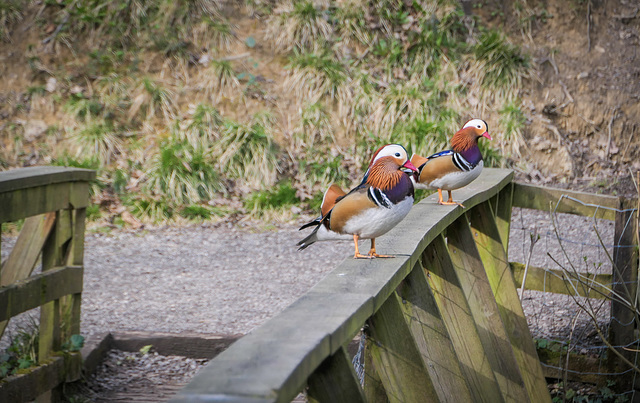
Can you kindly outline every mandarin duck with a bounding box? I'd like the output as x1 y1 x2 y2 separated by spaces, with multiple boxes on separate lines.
410 119 491 207
297 144 418 259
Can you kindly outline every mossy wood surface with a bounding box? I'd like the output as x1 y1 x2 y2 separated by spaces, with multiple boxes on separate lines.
395 261 472 402
422 236 504 402
0 266 83 322
512 182 618 221
467 203 551 403
0 353 82 402
446 215 529 402
307 346 367 403
510 262 612 298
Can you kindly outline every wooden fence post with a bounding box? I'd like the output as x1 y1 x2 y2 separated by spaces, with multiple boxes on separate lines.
367 291 440 403
307 346 366 403
422 235 504 402
363 332 388 403
446 215 530 402
396 259 473 402
467 202 551 403
609 197 639 388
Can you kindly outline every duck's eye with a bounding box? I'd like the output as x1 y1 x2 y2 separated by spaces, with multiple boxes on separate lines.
477 125 481 128
394 152 401 157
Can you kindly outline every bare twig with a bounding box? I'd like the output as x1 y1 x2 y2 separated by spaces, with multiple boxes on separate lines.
606 107 620 157
587 0 592 52
559 80 574 104
519 228 540 301
622 124 637 161
42 14 70 45
220 53 251 62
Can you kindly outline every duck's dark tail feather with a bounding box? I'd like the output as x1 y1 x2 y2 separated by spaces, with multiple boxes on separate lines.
297 224 321 251
298 216 321 231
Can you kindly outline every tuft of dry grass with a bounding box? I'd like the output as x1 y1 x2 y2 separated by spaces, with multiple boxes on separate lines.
214 112 281 190
128 77 177 123
199 59 240 101
265 0 333 52
285 50 350 107
0 0 23 42
66 121 123 166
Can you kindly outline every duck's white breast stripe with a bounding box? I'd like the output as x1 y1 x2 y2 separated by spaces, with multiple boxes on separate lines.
368 187 392 209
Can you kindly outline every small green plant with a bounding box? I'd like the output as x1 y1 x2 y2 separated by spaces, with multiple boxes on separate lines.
124 195 175 223
65 93 104 122
128 77 177 123
332 1 371 49
0 321 38 379
26 85 47 97
198 16 237 49
208 59 240 97
84 204 102 221
179 205 227 220
173 103 223 149
498 100 527 158
244 181 299 212
61 334 85 352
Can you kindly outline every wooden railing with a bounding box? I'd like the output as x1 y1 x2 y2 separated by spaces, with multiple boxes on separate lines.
171 168 554 402
0 166 95 402
510 182 638 385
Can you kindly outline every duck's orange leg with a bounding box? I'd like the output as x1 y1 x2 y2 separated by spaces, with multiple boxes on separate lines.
367 238 394 258
353 234 373 259
437 189 464 208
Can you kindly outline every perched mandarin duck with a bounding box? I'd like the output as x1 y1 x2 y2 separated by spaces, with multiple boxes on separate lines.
411 119 491 207
298 144 418 259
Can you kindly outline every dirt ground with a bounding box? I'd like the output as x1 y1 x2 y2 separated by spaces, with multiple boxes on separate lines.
477 0 640 195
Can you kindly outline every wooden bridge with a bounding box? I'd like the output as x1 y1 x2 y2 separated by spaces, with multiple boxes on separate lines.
0 167 637 402
168 168 548 402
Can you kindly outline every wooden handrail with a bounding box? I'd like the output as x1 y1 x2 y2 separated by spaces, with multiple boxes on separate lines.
0 166 94 402
0 166 95 222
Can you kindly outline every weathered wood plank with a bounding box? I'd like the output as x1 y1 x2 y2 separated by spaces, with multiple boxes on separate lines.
447 216 530 402
172 292 373 403
0 183 80 223
40 210 69 362
0 212 57 342
367 292 440 403
494 183 514 252
0 352 82 402
0 166 95 193
363 334 388 403
0 213 55 286
467 202 551 402
0 266 83 322
307 346 366 403
422 235 504 402
510 262 612 298
396 259 473 402
39 298 61 363
608 200 639 386
512 182 618 220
